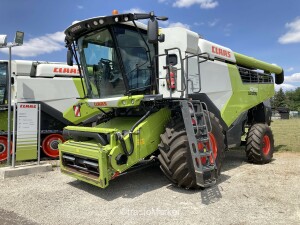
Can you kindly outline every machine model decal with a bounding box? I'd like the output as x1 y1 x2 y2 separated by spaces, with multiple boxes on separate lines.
248 87 258 96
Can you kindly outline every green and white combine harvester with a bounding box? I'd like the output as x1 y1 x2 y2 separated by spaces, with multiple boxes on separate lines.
59 11 284 189
0 60 101 161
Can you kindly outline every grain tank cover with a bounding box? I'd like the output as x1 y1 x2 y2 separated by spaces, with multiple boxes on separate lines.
35 64 80 77
198 39 236 63
160 27 199 54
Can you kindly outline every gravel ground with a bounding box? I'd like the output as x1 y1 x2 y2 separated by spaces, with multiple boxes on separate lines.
0 150 299 225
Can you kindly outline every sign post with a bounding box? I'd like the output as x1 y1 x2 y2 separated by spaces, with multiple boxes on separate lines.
12 103 40 167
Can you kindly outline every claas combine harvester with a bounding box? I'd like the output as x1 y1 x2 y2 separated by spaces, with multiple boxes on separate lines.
59 11 284 189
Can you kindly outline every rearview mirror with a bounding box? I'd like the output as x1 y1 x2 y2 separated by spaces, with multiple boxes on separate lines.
148 19 158 44
67 49 74 66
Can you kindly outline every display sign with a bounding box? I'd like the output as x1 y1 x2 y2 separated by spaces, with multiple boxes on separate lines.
16 103 39 161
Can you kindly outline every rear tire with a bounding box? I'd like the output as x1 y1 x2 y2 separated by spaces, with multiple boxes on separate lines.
245 123 274 164
158 112 225 189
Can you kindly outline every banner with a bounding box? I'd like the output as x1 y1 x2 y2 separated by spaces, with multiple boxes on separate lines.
16 103 39 161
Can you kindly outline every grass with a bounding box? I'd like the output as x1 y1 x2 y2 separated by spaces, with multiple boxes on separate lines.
271 118 300 152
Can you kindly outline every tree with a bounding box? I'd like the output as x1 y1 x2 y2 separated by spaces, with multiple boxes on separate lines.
273 88 287 108
286 87 300 111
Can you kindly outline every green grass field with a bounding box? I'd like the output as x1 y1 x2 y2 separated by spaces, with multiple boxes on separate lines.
271 118 300 152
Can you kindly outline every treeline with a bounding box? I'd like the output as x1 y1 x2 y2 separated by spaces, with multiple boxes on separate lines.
271 87 300 111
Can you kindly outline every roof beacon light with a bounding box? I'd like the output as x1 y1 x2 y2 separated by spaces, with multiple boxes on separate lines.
112 10 119 15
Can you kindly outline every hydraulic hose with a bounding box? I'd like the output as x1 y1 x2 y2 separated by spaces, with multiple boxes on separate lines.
116 107 154 156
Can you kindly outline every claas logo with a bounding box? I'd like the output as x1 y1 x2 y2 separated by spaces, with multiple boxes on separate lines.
94 102 107 107
53 67 79 74
20 104 37 108
212 46 231 58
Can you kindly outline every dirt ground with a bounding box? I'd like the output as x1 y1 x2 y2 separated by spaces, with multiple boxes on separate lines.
0 150 299 225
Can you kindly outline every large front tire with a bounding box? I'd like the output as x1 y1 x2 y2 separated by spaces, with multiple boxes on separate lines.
158 112 225 189
245 123 274 164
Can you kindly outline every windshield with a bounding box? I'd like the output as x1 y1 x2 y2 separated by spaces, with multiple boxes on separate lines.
0 62 7 105
114 26 154 92
78 25 154 99
79 28 125 98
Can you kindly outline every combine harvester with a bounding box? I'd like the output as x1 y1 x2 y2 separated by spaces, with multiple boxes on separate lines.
0 60 101 161
59 11 284 189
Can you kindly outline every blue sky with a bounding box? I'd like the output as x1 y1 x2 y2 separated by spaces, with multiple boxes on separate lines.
0 0 299 91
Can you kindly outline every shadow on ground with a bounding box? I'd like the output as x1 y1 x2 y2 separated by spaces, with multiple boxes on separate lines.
222 149 248 172
69 164 170 201
69 149 249 202
0 208 38 225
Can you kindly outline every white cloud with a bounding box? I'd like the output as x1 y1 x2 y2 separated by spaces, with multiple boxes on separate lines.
123 8 146 14
173 0 218 9
167 22 191 30
278 17 300 44
285 73 300 83
208 19 219 27
224 23 232 36
193 22 205 26
275 73 300 91
275 83 297 91
0 31 65 57
77 5 83 10
286 67 294 72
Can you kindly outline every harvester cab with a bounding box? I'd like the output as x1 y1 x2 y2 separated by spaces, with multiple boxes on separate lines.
60 11 284 189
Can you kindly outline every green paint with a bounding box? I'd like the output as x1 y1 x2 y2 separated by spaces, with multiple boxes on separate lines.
59 107 171 188
0 110 12 131
221 64 275 127
234 52 283 75
63 78 100 125
16 146 37 161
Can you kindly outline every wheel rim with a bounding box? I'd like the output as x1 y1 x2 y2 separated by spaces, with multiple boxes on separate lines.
0 136 12 161
42 134 64 158
208 133 218 159
262 135 271 155
198 132 218 165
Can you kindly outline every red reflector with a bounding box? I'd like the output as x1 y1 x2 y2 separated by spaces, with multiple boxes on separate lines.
111 171 120 179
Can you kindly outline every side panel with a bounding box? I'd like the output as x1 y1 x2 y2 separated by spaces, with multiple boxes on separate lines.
158 27 199 98
16 76 79 112
197 60 233 111
221 64 275 127
15 76 100 125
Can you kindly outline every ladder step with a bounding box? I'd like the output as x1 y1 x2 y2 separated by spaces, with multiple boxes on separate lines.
203 179 217 187
193 125 206 129
194 112 204 116
199 152 212 157
198 137 209 142
195 171 217 187
202 165 216 172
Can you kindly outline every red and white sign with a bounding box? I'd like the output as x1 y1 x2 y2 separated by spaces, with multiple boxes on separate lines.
73 105 81 117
